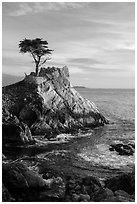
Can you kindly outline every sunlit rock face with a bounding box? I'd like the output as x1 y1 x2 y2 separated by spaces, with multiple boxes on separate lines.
2 66 108 143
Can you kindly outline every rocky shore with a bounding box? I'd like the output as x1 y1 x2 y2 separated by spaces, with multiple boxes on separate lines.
3 156 135 202
2 66 134 202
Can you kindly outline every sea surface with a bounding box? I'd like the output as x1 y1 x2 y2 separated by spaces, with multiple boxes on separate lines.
74 88 135 175
5 88 135 179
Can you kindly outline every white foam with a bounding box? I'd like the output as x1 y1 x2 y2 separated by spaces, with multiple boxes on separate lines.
78 143 135 170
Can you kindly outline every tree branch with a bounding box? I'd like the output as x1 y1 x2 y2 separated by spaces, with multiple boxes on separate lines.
30 50 37 64
39 57 51 67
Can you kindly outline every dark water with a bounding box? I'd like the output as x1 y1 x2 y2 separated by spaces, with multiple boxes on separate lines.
5 88 135 179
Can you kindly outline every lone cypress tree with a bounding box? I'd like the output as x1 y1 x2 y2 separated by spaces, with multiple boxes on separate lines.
19 38 53 76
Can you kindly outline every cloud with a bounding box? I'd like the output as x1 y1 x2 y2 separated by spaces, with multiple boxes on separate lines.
71 64 128 73
69 66 84 74
66 46 134 71
8 2 87 16
96 49 135 67
67 58 100 65
9 3 32 16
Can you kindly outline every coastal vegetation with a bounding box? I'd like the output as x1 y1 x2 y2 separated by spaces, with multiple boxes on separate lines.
19 38 53 76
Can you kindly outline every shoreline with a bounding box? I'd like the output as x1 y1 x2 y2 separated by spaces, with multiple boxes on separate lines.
3 146 135 202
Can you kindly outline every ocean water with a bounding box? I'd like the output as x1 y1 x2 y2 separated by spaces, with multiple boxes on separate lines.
75 88 135 175
38 88 135 179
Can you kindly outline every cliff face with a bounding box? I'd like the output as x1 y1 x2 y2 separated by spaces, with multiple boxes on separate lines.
2 66 108 144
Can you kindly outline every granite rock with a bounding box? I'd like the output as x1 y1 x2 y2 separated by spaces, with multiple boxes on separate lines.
105 171 135 195
2 66 108 144
109 143 135 156
3 162 46 190
2 108 34 145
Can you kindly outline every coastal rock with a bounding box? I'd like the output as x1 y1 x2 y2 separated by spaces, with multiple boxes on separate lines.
93 187 108 201
65 175 104 202
3 162 46 190
114 189 131 197
79 194 90 202
114 190 135 202
2 183 15 202
40 177 65 200
71 193 80 202
94 188 115 202
2 66 108 143
109 143 135 156
83 175 102 187
2 159 135 202
104 188 114 197
3 160 66 202
2 108 34 145
104 171 135 195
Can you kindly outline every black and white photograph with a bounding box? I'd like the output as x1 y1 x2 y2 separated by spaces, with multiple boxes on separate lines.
2 1 135 202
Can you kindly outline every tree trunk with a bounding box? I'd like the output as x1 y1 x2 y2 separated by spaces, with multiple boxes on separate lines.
35 57 41 76
35 64 39 76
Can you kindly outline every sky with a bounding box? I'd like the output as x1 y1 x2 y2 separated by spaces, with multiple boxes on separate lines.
2 2 135 88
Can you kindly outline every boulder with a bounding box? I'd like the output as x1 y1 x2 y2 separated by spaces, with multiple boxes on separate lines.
109 143 135 156
114 189 131 197
39 177 65 200
82 175 102 187
3 162 46 190
71 193 80 202
105 188 114 197
93 187 108 201
79 194 90 202
65 175 104 202
2 108 34 145
3 161 67 202
105 171 135 195
114 189 135 201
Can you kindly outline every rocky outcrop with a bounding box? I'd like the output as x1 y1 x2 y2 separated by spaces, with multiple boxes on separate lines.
3 162 46 190
2 108 34 145
2 66 108 144
104 171 135 195
109 143 135 156
2 161 66 202
2 160 134 202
